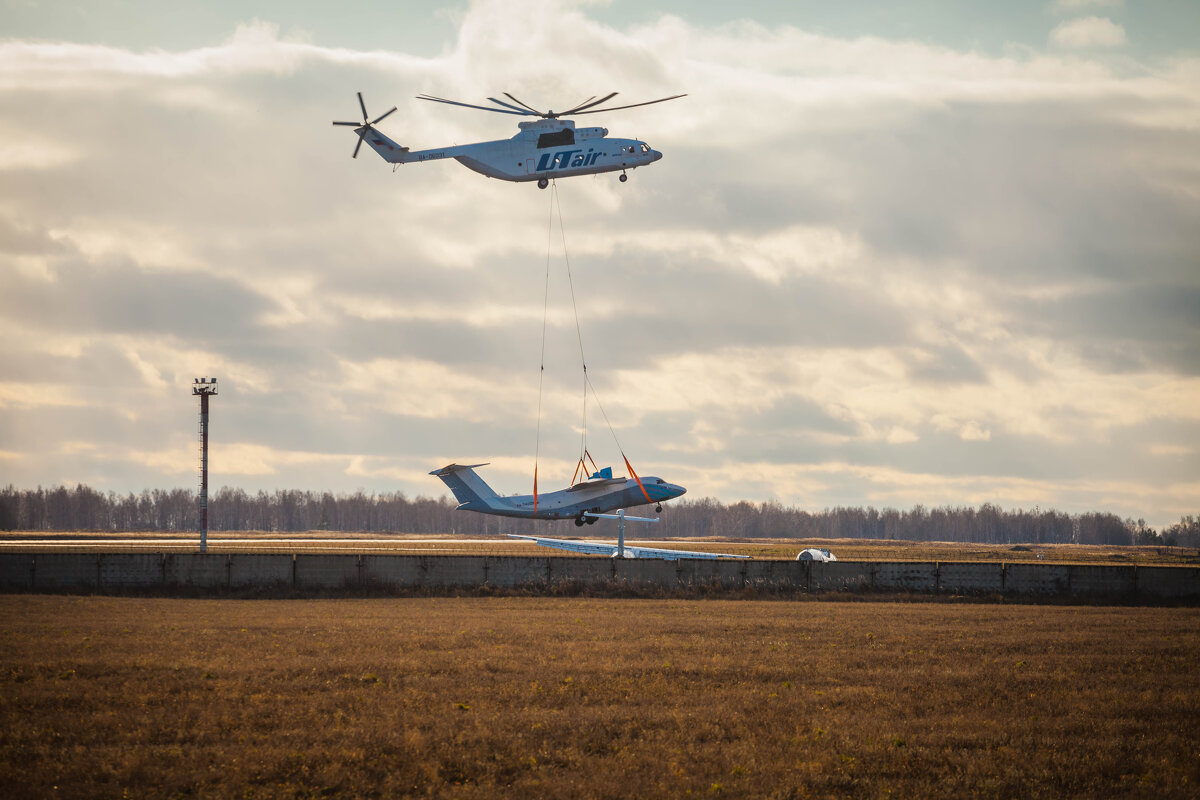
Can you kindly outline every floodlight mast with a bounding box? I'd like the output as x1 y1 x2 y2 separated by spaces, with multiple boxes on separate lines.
192 378 218 553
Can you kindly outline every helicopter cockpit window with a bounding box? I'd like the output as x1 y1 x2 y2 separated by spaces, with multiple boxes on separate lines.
537 129 575 148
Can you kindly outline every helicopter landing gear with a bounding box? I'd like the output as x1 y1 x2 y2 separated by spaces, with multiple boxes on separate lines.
619 172 628 183
537 178 549 189
586 512 599 525
574 513 587 527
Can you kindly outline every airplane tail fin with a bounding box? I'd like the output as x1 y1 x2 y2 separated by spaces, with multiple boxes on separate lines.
429 463 501 511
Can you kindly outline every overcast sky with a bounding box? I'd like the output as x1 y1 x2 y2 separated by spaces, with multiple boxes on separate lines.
1 0 1197 526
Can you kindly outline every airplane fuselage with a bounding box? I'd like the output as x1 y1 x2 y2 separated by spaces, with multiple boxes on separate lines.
473 477 681 520
430 463 685 522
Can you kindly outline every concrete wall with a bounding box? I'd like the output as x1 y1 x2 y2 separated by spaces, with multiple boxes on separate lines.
1 553 1198 602
1136 566 1200 599
939 563 1004 594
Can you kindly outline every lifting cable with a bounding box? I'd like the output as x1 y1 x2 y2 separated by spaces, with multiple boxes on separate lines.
532 182 555 517
532 181 653 511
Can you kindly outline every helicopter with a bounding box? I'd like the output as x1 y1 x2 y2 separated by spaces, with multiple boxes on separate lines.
333 91 685 188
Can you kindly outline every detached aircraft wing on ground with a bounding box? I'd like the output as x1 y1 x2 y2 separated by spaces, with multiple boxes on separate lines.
508 533 750 560
508 510 750 560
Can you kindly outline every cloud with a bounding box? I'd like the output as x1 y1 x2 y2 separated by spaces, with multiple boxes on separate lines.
1050 0 1124 13
1051 17 1127 48
0 0 1197 526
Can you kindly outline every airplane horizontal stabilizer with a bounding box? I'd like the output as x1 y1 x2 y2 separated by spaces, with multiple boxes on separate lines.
429 462 490 476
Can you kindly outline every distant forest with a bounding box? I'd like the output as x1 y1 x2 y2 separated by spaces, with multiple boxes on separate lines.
2 484 1198 547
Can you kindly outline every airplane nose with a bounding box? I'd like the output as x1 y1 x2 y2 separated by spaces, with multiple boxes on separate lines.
651 149 663 163
669 482 686 498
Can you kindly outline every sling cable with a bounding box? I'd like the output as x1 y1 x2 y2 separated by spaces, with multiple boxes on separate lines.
532 180 653 517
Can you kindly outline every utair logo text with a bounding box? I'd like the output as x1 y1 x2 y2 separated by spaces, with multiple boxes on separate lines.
537 148 602 171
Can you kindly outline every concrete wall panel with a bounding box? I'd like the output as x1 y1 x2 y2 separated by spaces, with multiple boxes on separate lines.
938 563 1004 593
675 559 744 587
99 554 163 588
33 554 99 590
1006 563 1070 594
1137 566 1200 599
613 559 677 588
486 557 551 587
744 560 805 589
360 555 424 588
547 557 613 584
872 562 938 592
420 556 488 587
230 554 293 588
809 562 872 592
294 554 357 589
1069 565 1136 596
0 554 35 591
164 554 229 588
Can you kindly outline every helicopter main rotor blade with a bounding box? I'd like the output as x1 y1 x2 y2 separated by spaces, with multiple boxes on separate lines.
416 94 532 116
570 93 688 115
502 93 547 116
357 91 368 122
486 96 533 114
370 106 398 125
561 92 618 115
352 132 364 159
332 120 362 126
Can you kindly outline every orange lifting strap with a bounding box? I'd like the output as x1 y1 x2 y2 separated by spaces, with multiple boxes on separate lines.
623 453 653 505
533 465 539 517
570 450 602 485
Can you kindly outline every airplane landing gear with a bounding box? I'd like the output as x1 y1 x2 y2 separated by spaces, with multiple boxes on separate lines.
655 504 663 513
538 178 549 189
619 172 628 183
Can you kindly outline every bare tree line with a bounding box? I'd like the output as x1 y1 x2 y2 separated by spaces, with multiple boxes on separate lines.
2 484 1197 547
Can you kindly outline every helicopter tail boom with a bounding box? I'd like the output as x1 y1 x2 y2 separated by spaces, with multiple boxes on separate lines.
354 125 409 163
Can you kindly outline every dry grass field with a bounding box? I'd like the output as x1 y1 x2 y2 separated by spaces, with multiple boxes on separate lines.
2 531 1197 565
1 596 1197 799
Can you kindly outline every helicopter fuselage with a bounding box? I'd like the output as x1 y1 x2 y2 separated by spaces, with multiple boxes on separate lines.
357 118 662 184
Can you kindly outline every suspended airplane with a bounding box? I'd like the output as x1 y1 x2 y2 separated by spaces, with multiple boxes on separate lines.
333 91 685 188
430 463 683 526
430 464 747 560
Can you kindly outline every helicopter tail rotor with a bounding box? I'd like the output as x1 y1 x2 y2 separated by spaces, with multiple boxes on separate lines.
333 91 399 158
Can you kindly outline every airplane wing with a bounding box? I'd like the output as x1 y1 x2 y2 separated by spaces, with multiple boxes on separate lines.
565 478 627 492
506 534 750 560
